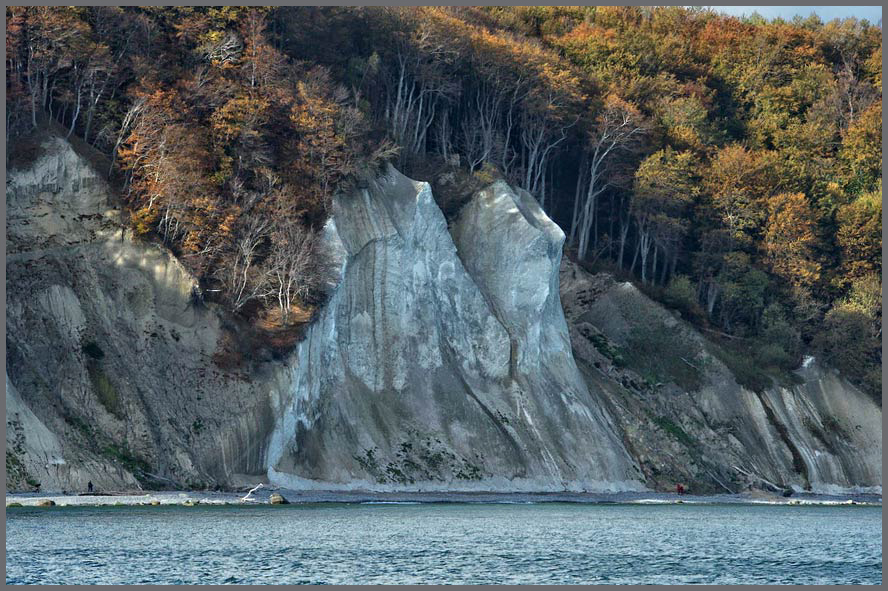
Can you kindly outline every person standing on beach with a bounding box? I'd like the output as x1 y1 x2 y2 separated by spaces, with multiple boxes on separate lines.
87 481 93 493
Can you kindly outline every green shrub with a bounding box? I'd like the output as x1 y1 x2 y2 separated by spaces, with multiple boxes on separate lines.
6 450 40 489
755 343 794 370
88 364 122 417
653 416 696 448
709 341 774 393
663 274 704 322
619 325 703 391
81 341 105 360
813 302 881 402
63 413 93 437
758 304 801 370
102 443 150 476
821 416 850 440
589 331 625 367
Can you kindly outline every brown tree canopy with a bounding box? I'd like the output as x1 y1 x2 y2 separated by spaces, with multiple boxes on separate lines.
6 6 882 396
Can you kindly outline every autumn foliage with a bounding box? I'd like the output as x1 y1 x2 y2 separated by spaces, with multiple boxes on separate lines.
6 6 882 396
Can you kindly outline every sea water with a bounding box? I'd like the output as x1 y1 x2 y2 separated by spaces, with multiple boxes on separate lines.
5 503 882 584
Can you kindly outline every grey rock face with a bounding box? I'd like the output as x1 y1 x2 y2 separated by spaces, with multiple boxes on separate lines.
560 260 882 495
267 168 643 491
6 136 284 492
7 134 879 495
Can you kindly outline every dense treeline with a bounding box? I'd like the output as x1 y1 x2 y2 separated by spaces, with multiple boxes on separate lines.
6 6 881 397
6 6 392 329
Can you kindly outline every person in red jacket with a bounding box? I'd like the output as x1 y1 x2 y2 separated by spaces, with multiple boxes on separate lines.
676 483 685 495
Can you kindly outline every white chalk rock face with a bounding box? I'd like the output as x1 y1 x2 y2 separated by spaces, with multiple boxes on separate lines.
267 167 643 491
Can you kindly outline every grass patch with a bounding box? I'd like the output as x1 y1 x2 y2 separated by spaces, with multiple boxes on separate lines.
6 450 41 489
821 416 850 441
354 447 383 482
588 331 626 367
617 324 703 391
357 436 486 484
63 413 94 438
709 341 773 393
454 459 483 481
707 338 802 393
102 443 151 477
87 362 122 417
802 416 835 451
652 416 696 448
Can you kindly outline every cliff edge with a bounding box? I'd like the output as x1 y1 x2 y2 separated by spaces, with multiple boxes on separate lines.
5 134 881 495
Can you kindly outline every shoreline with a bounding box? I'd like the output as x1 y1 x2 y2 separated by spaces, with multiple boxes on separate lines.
6 489 882 508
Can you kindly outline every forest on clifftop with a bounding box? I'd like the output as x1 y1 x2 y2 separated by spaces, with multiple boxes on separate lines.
6 6 882 398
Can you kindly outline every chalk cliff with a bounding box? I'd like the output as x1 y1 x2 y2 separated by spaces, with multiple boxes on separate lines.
5 133 881 495
266 168 642 491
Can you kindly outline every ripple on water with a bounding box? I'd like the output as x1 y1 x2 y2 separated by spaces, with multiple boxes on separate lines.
5 504 882 584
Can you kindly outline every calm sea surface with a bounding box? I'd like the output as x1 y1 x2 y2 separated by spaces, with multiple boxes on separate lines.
5 503 882 584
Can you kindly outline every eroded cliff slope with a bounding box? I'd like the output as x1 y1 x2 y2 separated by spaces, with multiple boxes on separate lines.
6 134 881 495
6 134 285 492
561 262 882 494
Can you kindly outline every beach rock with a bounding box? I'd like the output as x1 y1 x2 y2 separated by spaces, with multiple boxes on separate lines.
36 499 56 507
269 493 289 505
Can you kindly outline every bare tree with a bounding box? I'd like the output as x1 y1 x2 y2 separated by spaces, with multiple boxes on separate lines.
381 13 459 163
572 96 646 261
518 90 577 206
267 219 318 325
218 216 272 313
203 30 243 65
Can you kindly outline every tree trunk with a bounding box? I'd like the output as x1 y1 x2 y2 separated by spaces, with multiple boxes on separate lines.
67 78 83 139
659 246 670 285
568 155 587 247
617 217 630 270
639 229 652 283
706 280 719 317
651 244 658 285
27 50 38 128
630 236 641 275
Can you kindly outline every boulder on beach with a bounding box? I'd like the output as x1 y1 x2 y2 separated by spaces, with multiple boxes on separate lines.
269 493 289 505
36 499 55 507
